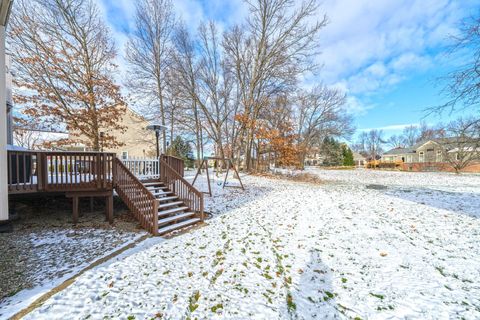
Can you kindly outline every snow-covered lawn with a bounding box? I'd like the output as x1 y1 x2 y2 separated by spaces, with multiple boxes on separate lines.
24 169 480 319
0 228 145 319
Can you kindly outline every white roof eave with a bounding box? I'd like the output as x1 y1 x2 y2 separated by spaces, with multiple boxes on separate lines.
0 0 12 26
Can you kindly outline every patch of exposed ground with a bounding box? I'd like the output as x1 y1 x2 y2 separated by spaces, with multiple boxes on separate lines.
0 195 145 318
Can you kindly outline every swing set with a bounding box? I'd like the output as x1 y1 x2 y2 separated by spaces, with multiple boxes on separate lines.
191 157 244 196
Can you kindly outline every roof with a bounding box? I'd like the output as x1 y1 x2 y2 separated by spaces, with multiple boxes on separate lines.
384 137 479 156
353 152 365 160
383 147 415 155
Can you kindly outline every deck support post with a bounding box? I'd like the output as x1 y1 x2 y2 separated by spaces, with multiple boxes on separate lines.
106 194 113 224
72 196 79 224
67 191 113 225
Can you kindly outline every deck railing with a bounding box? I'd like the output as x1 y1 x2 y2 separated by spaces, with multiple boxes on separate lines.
120 157 160 180
121 155 185 180
161 155 185 177
159 157 203 221
113 158 158 234
7 150 116 194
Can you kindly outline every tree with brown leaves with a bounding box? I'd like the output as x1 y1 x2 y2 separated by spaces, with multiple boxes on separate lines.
9 0 126 151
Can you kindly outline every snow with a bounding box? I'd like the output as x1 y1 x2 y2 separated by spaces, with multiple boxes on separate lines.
23 169 480 319
0 229 145 319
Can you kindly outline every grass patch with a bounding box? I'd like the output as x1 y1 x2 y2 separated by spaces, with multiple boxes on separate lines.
188 291 201 312
370 293 385 300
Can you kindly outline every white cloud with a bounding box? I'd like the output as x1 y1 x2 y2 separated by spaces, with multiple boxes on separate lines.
344 95 376 116
359 123 420 132
318 0 477 93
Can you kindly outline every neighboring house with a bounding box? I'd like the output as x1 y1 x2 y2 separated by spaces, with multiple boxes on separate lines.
67 108 156 159
13 128 69 150
382 139 480 172
304 148 325 166
353 152 366 167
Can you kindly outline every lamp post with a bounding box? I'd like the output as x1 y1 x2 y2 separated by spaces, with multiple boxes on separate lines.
146 123 167 158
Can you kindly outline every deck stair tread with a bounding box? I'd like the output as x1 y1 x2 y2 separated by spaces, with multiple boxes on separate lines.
153 191 174 197
157 196 179 202
158 206 189 216
143 182 165 187
146 186 169 191
158 212 195 226
158 201 184 208
158 218 201 235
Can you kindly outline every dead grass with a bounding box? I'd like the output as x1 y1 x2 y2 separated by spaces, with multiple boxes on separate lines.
253 171 324 185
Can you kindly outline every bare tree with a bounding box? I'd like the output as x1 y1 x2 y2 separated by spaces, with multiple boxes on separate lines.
126 0 176 152
386 134 405 149
431 14 480 114
10 0 126 150
365 129 385 161
441 117 480 173
223 0 327 170
296 85 353 167
402 125 420 147
351 131 369 157
13 128 43 149
195 22 235 161
171 24 204 165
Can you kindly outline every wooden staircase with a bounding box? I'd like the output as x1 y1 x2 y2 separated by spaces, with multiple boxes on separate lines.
113 157 204 236
143 181 201 235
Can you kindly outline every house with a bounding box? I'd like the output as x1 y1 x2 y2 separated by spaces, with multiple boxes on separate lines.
66 108 156 159
382 139 480 172
353 152 366 167
304 148 325 166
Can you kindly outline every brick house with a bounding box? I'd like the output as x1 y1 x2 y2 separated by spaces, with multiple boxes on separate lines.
382 139 480 172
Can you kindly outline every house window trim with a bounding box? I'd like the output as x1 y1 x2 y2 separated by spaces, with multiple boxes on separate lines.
436 150 442 162
419 151 425 163
121 151 129 160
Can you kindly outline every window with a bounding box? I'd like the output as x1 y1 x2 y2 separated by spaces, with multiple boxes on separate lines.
122 151 129 160
419 151 425 162
436 150 442 162
406 155 412 163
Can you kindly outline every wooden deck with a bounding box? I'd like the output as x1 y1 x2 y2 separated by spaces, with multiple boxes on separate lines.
7 150 204 235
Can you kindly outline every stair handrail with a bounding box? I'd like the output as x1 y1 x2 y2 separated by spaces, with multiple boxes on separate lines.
113 158 159 234
159 157 204 221
161 155 185 177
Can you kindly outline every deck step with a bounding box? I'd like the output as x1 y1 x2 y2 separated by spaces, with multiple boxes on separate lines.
158 212 195 226
146 186 169 191
158 218 201 235
143 182 165 187
153 191 174 198
157 196 179 202
158 201 184 209
158 206 189 216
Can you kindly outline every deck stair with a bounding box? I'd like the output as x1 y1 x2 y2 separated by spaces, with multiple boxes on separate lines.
113 157 204 236
142 181 200 235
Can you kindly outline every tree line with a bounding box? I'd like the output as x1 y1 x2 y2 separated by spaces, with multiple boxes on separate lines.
9 0 354 171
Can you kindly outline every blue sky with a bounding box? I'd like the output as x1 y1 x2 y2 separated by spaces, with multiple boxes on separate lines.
97 0 479 139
